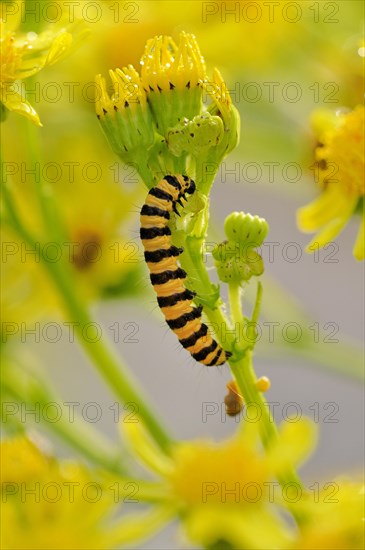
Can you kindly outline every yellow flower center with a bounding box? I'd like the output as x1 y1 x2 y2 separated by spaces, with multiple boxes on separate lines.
71 228 102 270
168 439 269 507
140 32 206 91
0 436 50 483
316 106 365 197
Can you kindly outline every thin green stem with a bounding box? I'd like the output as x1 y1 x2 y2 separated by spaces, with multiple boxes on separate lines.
23 111 66 243
14 393 125 475
179 223 305 524
2 186 31 241
229 352 304 524
251 281 263 326
2 130 173 456
228 283 304 495
108 479 170 503
39 258 173 454
2 364 125 475
1 166 38 246
46 411 125 474
179 236 229 332
185 237 218 303
228 283 243 326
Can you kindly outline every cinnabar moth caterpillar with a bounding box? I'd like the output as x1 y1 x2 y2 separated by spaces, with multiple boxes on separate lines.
140 174 231 366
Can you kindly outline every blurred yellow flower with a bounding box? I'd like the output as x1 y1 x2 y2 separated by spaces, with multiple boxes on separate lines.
104 0 303 72
141 32 206 91
0 434 175 550
0 435 115 550
0 0 76 126
120 418 316 549
298 106 365 260
96 32 239 191
1 152 143 341
1 435 50 483
0 226 62 339
293 480 365 549
55 171 142 301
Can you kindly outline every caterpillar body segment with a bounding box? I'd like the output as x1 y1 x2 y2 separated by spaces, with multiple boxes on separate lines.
140 174 231 366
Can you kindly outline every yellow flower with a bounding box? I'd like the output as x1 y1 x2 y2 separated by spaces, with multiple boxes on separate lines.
1 148 143 339
103 1 304 72
0 434 175 550
293 480 365 549
0 225 63 335
140 32 206 135
297 106 365 260
96 32 239 191
0 0 76 126
0 435 50 483
95 32 207 171
119 418 316 549
54 168 142 302
95 65 155 183
0 435 115 550
140 32 206 91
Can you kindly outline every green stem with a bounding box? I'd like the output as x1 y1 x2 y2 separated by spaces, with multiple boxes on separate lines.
107 479 170 503
229 352 304 522
14 392 125 475
1 167 38 245
180 236 229 332
228 283 306 525
40 259 173 454
23 111 66 243
179 225 305 524
2 131 173 456
251 282 263 327
194 147 220 196
2 364 125 475
228 283 243 326
45 409 125 474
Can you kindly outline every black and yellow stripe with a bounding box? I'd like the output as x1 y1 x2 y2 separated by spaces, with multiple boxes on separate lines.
140 174 231 367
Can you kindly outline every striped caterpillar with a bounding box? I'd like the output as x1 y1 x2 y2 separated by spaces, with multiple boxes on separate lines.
140 174 231 366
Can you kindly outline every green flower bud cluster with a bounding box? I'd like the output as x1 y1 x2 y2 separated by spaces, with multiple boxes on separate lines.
166 113 224 157
213 212 269 284
224 212 269 247
204 68 241 159
95 33 240 191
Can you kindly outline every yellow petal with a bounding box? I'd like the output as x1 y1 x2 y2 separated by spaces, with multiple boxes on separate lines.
185 507 292 550
44 32 73 66
353 209 365 261
305 208 355 252
106 507 174 548
297 185 356 232
268 418 317 473
2 90 42 126
120 422 173 477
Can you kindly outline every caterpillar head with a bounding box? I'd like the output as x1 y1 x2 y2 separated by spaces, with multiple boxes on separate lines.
181 175 196 196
